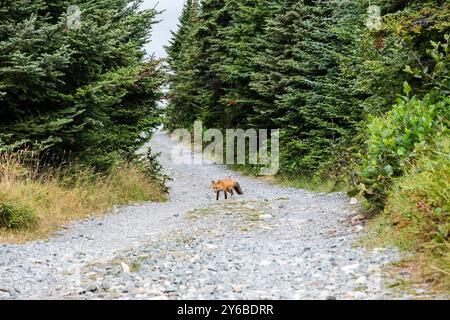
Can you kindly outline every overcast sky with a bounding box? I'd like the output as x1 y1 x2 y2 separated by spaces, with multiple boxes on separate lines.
141 0 185 58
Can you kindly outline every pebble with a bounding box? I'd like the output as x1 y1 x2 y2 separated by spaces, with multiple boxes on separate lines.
87 284 98 293
341 264 361 274
101 282 111 291
163 287 177 293
120 262 130 273
355 276 367 285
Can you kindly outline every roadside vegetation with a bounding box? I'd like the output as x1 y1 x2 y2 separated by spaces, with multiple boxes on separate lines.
0 151 167 243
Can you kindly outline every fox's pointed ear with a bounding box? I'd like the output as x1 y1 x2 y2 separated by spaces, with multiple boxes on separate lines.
211 180 215 184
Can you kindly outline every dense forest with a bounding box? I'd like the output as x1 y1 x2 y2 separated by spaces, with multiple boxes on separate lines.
166 0 449 288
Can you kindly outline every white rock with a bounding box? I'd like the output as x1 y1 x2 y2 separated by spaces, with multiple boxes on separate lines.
414 288 427 295
349 198 358 205
354 292 367 300
293 290 306 299
260 214 273 220
367 265 379 273
120 262 130 273
63 253 73 260
278 260 288 266
260 259 272 266
232 284 243 293
355 276 367 284
341 264 360 274
352 214 365 221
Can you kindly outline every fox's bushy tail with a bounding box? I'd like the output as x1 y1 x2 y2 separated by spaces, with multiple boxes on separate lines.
234 182 244 195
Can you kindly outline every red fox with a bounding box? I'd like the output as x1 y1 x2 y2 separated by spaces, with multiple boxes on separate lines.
211 178 244 200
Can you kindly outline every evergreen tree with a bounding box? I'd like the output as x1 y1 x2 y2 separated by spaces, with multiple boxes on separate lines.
191 0 234 128
0 0 163 170
250 0 363 174
352 0 450 116
165 0 201 130
213 0 277 128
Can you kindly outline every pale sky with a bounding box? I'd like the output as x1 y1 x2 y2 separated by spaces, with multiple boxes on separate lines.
141 0 186 58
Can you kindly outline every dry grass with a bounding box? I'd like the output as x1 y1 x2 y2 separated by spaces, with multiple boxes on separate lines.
362 214 450 296
0 152 166 243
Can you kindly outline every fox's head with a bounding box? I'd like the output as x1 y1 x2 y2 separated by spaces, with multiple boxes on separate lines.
211 180 221 192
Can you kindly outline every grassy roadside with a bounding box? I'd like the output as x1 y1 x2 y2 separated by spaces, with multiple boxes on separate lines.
0 152 167 243
359 142 450 295
361 215 449 296
228 164 349 194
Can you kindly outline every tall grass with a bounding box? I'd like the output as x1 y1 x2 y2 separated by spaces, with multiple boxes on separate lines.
0 151 166 243
363 136 449 293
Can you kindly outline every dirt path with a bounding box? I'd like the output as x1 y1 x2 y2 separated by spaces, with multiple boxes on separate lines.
0 132 421 300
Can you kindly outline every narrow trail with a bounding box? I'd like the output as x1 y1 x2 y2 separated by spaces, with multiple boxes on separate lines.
0 132 419 300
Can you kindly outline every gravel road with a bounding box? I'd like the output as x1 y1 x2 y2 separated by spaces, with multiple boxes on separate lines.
0 132 430 300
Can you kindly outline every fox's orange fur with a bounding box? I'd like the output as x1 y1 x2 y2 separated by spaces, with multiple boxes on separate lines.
211 178 244 200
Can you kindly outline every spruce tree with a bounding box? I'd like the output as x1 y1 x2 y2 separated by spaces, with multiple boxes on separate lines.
0 0 163 170
165 0 201 130
212 0 276 128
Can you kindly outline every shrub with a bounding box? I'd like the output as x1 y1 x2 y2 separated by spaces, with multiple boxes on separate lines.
387 137 449 244
358 90 450 210
135 149 172 195
384 136 450 288
0 202 38 230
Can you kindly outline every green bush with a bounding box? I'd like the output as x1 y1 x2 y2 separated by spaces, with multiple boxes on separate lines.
387 136 449 245
359 90 450 209
0 202 39 230
384 136 449 287
134 148 172 195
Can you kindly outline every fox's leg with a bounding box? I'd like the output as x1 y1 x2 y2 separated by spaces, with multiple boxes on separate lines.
224 191 228 200
216 191 220 201
230 189 234 196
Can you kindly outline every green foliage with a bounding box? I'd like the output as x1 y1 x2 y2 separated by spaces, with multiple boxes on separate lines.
387 136 449 246
405 34 450 94
359 91 449 209
135 148 173 194
381 136 450 288
0 202 38 230
352 0 450 116
0 0 164 169
165 0 202 130
250 0 366 174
